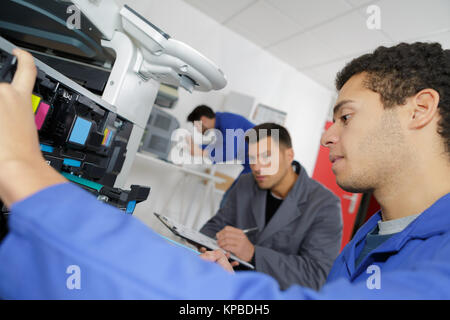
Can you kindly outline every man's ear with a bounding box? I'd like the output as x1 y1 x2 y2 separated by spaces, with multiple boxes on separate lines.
286 147 295 163
407 88 440 130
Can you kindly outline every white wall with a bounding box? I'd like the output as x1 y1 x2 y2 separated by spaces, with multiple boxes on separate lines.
116 0 335 232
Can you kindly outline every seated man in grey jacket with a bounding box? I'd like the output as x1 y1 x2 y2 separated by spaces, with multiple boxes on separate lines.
200 123 342 290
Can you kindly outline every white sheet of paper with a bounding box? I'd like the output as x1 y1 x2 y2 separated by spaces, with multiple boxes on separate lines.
154 213 255 269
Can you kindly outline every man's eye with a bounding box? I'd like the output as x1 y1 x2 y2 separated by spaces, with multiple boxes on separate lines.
341 114 352 123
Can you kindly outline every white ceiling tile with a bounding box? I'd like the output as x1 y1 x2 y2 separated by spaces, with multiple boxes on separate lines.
225 1 304 47
311 10 393 57
183 0 257 23
184 0 450 86
376 0 450 42
267 31 341 69
265 0 353 29
302 69 334 91
345 0 379 8
300 57 353 90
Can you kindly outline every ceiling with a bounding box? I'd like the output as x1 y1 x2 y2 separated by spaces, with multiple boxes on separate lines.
182 0 450 91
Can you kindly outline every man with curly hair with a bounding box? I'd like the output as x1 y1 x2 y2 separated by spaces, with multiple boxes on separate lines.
317 42 450 293
0 42 449 299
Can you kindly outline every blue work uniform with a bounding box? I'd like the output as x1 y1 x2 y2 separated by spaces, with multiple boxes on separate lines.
202 112 254 207
1 183 450 299
202 112 254 175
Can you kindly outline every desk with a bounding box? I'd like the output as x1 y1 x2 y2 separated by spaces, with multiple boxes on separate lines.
135 152 225 228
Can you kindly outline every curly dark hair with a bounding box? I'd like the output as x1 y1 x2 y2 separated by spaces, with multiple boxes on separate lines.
335 42 450 156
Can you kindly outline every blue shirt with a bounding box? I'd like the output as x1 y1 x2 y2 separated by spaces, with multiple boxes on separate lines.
203 112 254 175
1 183 450 299
325 192 450 298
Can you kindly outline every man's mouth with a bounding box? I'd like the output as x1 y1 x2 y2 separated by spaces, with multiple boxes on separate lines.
255 175 266 182
329 155 344 164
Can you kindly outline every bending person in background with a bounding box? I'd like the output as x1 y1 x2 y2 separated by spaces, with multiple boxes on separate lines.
186 105 254 207
200 123 342 290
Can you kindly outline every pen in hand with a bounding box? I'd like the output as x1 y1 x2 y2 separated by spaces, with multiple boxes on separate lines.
242 227 259 234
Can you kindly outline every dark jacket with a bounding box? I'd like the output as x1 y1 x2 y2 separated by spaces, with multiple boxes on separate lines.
200 162 343 290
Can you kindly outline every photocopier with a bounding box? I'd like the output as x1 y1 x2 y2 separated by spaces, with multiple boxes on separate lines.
0 0 227 240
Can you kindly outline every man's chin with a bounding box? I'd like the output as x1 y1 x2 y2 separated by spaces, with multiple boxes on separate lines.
336 179 372 194
255 181 271 190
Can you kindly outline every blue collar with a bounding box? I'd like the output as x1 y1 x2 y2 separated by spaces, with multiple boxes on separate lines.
342 193 450 276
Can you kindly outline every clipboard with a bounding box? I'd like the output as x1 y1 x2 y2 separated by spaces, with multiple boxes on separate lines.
154 213 255 269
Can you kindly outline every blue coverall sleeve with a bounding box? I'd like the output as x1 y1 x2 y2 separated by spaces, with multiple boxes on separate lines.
2 182 450 299
316 260 450 299
0 183 312 299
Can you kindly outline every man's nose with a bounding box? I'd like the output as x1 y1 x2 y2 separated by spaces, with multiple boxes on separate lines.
321 124 339 148
251 161 261 173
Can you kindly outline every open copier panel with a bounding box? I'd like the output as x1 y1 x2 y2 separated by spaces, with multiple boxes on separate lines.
0 0 115 95
0 47 150 220
0 0 228 242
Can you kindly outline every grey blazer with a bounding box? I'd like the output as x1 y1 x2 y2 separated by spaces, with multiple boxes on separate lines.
200 162 342 290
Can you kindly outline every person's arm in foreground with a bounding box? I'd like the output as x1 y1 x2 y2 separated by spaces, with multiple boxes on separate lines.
0 49 67 206
1 50 450 299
